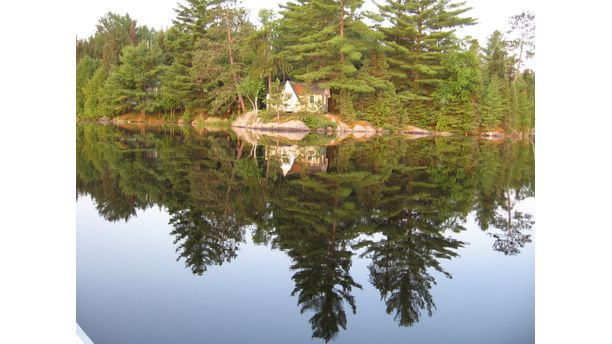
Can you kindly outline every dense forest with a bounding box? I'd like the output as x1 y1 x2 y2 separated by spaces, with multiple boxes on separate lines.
76 0 535 134
77 124 534 341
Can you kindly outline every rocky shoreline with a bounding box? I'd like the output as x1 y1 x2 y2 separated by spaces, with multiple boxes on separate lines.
231 111 453 136
88 112 533 139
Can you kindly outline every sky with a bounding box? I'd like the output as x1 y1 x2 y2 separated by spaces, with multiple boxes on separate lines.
75 0 535 67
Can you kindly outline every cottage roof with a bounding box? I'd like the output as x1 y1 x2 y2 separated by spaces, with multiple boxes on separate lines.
288 81 329 96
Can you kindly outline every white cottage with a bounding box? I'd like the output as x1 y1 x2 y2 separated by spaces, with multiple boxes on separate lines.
267 81 331 113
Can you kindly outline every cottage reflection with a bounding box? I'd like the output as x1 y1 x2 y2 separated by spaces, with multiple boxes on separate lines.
265 145 329 176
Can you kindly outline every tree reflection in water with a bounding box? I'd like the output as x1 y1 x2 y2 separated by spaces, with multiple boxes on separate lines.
76 124 534 340
489 190 534 255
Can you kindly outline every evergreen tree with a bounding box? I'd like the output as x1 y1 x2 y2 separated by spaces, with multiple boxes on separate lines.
173 0 213 43
93 12 139 67
354 48 403 126
166 0 216 114
158 61 193 117
507 11 535 82
76 56 100 117
432 38 482 132
83 66 109 118
482 30 512 82
514 69 535 133
75 4 535 133
242 9 284 94
191 0 253 115
479 75 505 130
378 0 476 127
481 30 520 132
278 0 386 117
104 42 165 115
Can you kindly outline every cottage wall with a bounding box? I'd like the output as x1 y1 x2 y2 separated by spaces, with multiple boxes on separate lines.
267 81 329 113
283 81 301 112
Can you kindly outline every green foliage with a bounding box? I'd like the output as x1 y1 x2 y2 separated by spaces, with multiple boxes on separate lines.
237 75 264 113
76 57 101 117
265 79 287 118
76 4 535 133
354 49 404 126
301 114 337 130
91 12 139 67
434 48 482 104
82 66 109 118
378 0 477 101
483 30 513 81
190 0 254 115
258 109 337 130
479 75 506 129
277 0 387 118
104 42 165 115
517 70 535 132
430 40 482 132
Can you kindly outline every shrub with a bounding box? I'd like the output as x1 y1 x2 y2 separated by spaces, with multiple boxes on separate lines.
301 114 337 130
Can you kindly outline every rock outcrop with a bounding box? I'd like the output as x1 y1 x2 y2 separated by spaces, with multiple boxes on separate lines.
232 111 310 132
401 125 430 134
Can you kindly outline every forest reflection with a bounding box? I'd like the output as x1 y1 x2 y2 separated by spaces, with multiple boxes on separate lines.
76 124 534 342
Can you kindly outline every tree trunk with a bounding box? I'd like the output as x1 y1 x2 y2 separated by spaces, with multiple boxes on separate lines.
514 39 524 82
339 0 345 63
224 10 246 113
268 73 272 95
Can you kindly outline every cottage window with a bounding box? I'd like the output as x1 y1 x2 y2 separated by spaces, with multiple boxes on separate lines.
309 95 314 103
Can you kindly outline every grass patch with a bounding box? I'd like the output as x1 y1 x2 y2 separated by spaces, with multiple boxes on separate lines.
301 114 336 130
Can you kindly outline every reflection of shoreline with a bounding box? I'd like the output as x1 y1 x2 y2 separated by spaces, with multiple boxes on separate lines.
232 127 310 145
89 122 535 147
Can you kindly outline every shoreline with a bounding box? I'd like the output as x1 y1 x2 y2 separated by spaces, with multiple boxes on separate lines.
78 113 534 139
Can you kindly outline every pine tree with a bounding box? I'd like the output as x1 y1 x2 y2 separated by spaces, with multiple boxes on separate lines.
481 30 518 132
479 75 505 130
482 30 513 82
164 0 217 114
191 0 253 115
173 0 213 43
93 12 139 67
355 48 403 126
508 11 535 82
242 9 284 94
83 66 109 118
76 56 100 117
515 69 535 133
158 61 193 117
378 0 476 126
104 42 165 115
278 0 386 117
432 38 482 132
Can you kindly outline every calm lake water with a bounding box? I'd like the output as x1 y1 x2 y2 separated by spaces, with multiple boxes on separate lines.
76 124 535 344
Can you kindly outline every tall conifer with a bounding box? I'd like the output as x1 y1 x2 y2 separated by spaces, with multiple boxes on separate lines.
378 0 475 126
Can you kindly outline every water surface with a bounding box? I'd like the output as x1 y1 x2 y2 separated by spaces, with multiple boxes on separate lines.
77 124 534 344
